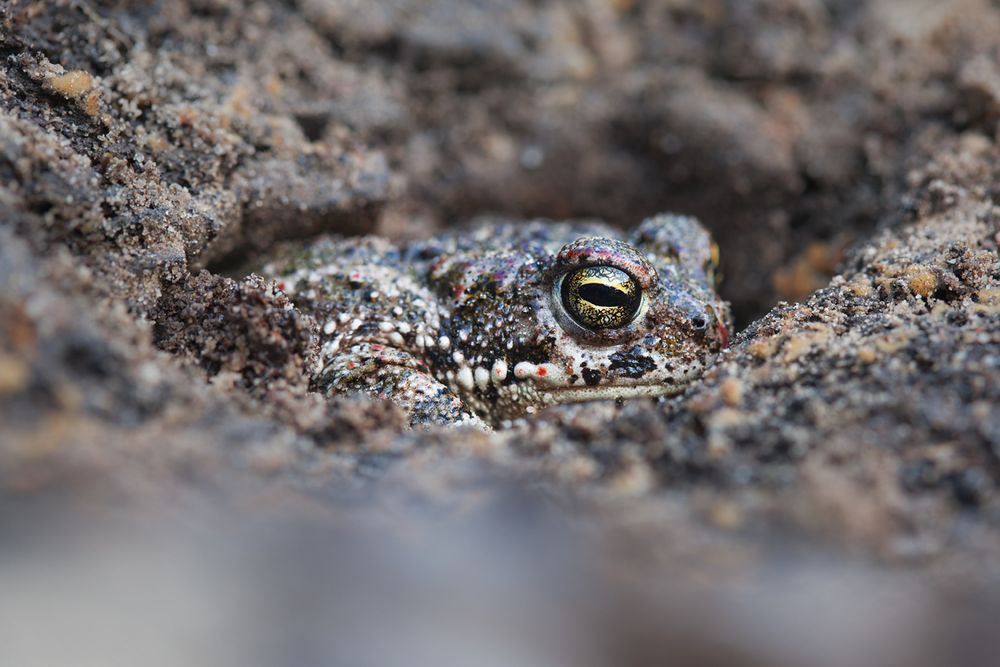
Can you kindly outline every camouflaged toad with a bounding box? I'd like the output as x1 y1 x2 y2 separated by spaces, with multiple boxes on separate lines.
264 215 731 428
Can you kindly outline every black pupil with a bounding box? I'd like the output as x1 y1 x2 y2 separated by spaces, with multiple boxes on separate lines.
579 282 630 307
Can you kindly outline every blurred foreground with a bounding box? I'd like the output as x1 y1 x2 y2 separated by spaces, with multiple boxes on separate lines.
3 491 999 667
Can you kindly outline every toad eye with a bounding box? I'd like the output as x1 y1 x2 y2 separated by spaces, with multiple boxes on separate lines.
559 266 642 330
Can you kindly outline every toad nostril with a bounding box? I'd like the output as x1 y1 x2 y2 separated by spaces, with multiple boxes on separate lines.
691 315 708 330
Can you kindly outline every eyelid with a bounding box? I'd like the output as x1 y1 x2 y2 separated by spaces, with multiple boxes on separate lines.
554 237 657 289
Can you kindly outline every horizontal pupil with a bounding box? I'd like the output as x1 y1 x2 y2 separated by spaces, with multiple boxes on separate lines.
578 282 630 308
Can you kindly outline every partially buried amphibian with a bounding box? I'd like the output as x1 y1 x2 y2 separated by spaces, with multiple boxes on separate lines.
263 214 731 428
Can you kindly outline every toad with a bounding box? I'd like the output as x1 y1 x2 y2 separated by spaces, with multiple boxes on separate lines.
264 214 730 428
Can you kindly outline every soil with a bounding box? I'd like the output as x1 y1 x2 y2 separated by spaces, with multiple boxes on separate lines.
1 1 999 665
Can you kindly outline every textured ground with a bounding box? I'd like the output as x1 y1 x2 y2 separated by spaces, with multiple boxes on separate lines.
2 1 1000 665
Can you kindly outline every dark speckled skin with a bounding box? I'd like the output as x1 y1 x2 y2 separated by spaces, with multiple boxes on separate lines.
263 215 731 428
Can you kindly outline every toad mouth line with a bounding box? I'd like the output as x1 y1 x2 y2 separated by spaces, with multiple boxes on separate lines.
539 384 687 402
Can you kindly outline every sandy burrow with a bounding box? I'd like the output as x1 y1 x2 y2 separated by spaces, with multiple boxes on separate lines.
1 2 1000 664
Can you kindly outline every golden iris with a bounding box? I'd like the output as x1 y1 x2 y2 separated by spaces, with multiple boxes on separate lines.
561 266 641 330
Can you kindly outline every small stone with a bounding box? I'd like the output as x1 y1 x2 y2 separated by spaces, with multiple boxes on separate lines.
719 377 743 407
906 266 938 298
